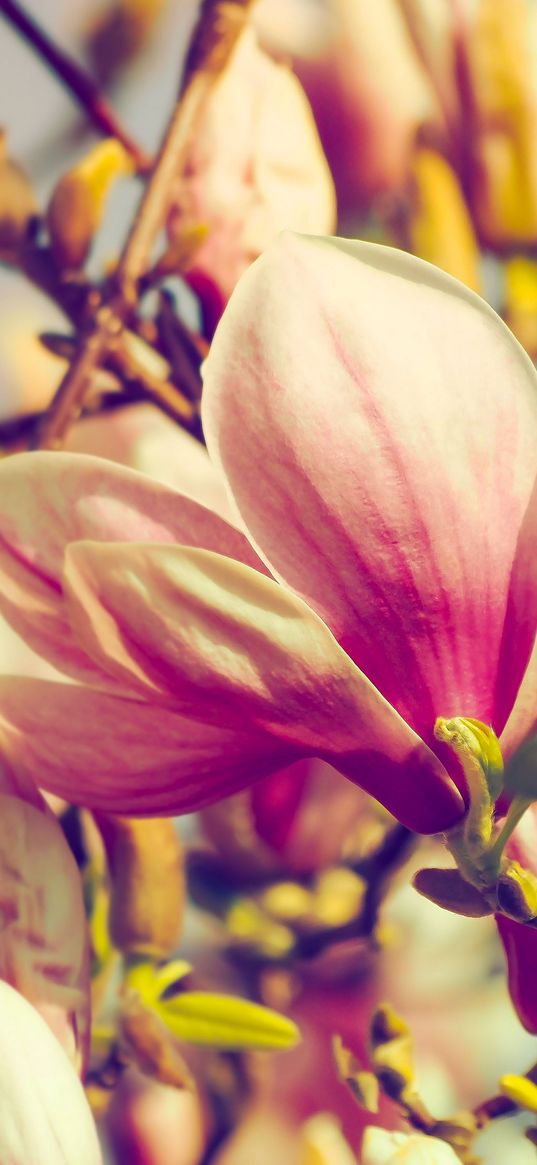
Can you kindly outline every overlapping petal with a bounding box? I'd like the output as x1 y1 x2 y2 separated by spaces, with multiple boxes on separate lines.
0 451 265 681
203 233 537 752
62 540 462 830
0 679 293 814
0 981 101 1164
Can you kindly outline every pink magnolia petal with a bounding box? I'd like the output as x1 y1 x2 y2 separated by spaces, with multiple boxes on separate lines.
67 403 235 521
0 785 90 1072
495 914 537 1034
63 542 462 832
0 981 101 1164
203 234 537 749
0 451 266 679
0 678 294 815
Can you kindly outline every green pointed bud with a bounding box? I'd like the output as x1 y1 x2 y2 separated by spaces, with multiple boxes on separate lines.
153 990 300 1051
413 867 493 917
500 1074 537 1113
435 717 504 801
333 1035 379 1113
370 1002 410 1048
496 862 537 922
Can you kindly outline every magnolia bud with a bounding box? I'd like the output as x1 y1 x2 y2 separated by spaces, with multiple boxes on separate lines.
95 815 184 959
47 139 132 268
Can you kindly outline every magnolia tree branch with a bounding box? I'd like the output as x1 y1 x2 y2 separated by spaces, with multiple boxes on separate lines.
33 0 254 451
114 0 255 300
0 0 150 172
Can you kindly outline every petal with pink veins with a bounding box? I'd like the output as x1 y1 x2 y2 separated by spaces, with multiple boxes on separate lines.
0 451 266 680
0 980 101 1163
62 542 463 831
0 678 295 816
203 234 537 749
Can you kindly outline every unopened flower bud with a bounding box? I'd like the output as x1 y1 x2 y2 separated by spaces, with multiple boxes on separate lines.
47 138 132 268
95 815 184 959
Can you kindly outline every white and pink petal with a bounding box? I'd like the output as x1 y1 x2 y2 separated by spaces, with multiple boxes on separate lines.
203 234 537 750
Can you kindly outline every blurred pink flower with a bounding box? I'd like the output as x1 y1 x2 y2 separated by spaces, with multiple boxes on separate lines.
0 757 89 1071
0 236 537 835
168 25 336 334
256 0 451 211
106 1069 208 1165
201 758 369 877
0 979 101 1164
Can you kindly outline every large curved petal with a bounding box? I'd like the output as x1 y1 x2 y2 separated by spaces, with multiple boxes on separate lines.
0 678 295 815
63 543 463 831
0 452 267 681
0 791 90 1072
203 233 537 747
0 981 101 1164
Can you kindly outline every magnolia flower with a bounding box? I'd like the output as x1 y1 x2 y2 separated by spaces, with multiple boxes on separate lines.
168 25 336 334
0 980 101 1164
255 0 448 209
362 1127 459 1164
1 236 537 837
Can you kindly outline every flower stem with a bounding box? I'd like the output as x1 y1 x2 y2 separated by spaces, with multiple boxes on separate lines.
0 0 150 172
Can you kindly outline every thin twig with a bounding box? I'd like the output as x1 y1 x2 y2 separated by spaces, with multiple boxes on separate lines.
33 0 253 451
113 0 255 302
0 0 150 172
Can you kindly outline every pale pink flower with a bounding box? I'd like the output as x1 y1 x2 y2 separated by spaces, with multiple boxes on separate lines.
0 979 101 1164
0 236 537 835
255 0 448 210
168 25 336 333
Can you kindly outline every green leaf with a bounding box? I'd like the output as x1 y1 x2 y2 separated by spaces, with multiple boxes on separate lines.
154 990 300 1051
413 867 493 917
